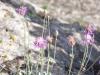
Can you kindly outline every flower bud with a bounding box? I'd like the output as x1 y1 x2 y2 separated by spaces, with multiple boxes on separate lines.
67 35 76 46
55 30 59 36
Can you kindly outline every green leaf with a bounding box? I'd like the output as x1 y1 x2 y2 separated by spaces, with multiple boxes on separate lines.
42 5 48 10
0 39 2 44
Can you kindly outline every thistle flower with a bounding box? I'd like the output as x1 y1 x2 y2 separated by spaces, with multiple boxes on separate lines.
83 24 96 45
84 24 96 35
67 35 76 46
16 6 28 16
34 37 47 49
83 34 94 45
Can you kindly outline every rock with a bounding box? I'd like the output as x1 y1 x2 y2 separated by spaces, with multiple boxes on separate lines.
0 73 9 75
0 1 35 62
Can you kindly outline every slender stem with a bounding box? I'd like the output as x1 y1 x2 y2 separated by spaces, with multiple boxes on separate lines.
29 52 33 75
48 16 51 36
16 59 20 75
82 45 89 68
47 16 50 75
36 53 40 75
27 53 31 75
27 22 32 75
82 35 94 72
77 45 88 75
68 46 74 75
82 46 93 71
54 35 57 60
42 10 46 37
47 43 50 75
41 49 44 75
23 21 28 75
84 55 100 72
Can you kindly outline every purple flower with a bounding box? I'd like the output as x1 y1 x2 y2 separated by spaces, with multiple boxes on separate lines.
84 24 96 35
34 37 47 49
83 34 94 45
16 6 28 16
82 24 96 45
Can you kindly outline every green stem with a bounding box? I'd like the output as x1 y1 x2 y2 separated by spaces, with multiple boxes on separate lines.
36 53 41 75
84 55 100 72
26 53 31 75
42 10 46 37
82 46 92 71
47 44 50 74
54 35 57 60
46 16 50 75
41 49 44 75
77 45 88 75
68 46 74 75
23 21 27 75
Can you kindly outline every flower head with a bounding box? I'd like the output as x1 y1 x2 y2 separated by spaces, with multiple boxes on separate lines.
82 23 96 45
46 36 53 44
67 35 76 46
82 34 94 45
55 30 59 36
16 6 28 16
34 37 47 49
84 24 96 35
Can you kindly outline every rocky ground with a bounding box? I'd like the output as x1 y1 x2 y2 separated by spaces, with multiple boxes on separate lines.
30 0 100 27
0 0 100 75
